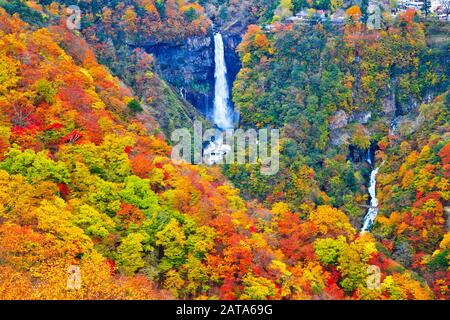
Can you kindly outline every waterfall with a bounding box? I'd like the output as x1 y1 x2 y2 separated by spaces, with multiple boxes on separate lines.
389 117 398 135
361 167 380 233
213 33 234 130
366 149 372 164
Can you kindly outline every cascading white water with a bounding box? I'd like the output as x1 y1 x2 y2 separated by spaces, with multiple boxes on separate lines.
389 117 398 135
366 149 372 164
213 33 234 130
361 167 379 233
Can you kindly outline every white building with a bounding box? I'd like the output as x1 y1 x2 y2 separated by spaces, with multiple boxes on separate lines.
203 140 232 165
403 0 425 9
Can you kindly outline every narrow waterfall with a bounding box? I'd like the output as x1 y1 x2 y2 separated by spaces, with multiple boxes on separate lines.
361 167 380 233
213 33 234 130
389 117 399 135
366 149 372 165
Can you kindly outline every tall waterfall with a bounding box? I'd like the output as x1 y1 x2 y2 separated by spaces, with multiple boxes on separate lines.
366 149 372 165
361 167 380 233
213 33 234 130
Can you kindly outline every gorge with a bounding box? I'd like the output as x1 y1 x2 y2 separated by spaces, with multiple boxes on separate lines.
361 165 380 233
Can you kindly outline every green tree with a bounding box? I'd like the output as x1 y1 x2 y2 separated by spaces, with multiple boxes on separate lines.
88 179 122 216
337 235 377 293
70 201 116 238
156 218 186 272
119 175 159 211
127 99 143 113
116 232 150 275
35 79 57 104
0 145 69 183
241 273 278 299
314 236 347 265
183 8 198 23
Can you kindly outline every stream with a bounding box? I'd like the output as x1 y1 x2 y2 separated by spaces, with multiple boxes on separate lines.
213 33 234 130
361 155 380 233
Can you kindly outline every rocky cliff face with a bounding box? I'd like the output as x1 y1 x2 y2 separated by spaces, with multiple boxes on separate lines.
221 18 251 116
223 32 242 97
143 35 215 116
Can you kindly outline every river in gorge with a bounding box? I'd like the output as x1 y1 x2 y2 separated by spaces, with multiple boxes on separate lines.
209 33 383 227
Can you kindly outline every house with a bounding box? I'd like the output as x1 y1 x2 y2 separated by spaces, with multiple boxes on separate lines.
262 24 275 33
295 10 309 20
286 16 304 23
331 8 346 24
203 140 232 165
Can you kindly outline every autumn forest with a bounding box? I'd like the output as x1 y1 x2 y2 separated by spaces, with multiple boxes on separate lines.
0 0 448 301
